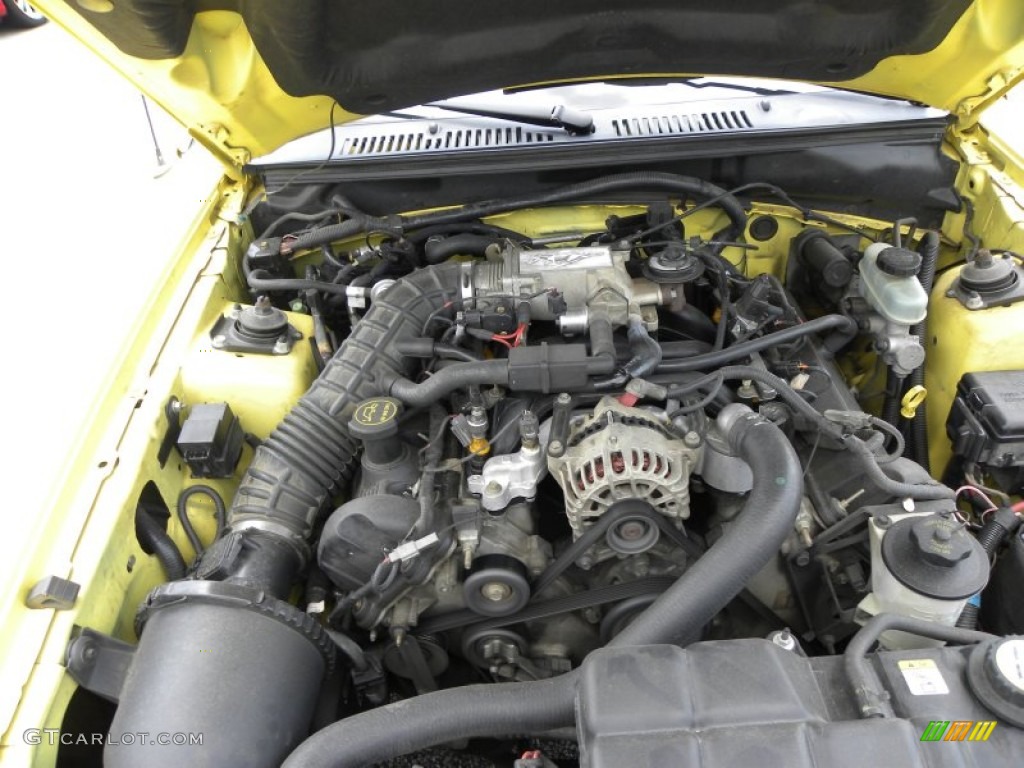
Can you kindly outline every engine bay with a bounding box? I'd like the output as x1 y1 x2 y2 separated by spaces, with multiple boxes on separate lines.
51 171 1024 767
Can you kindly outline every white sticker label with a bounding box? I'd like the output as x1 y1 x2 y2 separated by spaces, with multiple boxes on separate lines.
898 659 950 696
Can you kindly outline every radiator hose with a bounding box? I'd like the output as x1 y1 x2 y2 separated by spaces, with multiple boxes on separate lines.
282 403 803 767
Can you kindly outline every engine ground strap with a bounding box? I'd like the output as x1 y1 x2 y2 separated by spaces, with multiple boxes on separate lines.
417 576 675 635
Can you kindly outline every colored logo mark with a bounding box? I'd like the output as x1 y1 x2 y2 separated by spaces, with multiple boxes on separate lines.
920 720 996 742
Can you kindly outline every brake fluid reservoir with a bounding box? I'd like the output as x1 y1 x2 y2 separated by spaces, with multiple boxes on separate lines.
862 512 988 649
858 243 928 324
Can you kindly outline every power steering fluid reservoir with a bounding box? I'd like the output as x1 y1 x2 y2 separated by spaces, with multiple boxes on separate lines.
861 512 988 649
857 243 928 324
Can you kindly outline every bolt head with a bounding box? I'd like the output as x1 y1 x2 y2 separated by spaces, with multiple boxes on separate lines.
481 582 513 602
618 521 647 541
771 630 797 651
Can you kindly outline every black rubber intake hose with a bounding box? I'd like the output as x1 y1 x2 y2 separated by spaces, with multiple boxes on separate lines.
222 262 465 581
282 404 803 768
907 231 939 470
423 233 498 264
384 360 510 407
136 511 187 581
283 172 748 255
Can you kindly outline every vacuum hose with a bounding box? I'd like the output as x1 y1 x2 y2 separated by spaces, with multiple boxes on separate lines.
906 231 938 470
282 172 748 255
282 403 803 767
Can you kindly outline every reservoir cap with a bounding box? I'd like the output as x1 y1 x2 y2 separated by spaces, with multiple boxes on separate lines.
881 513 988 599
876 246 922 277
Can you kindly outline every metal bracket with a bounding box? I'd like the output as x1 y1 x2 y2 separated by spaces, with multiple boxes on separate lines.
157 396 184 468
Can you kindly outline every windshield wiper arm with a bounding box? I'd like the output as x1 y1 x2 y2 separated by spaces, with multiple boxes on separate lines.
421 99 595 135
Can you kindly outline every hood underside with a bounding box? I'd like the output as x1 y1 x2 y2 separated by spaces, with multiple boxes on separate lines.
37 0 1024 165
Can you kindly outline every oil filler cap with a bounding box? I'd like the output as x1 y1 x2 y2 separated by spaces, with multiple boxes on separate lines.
968 636 1024 727
349 397 402 441
349 397 406 468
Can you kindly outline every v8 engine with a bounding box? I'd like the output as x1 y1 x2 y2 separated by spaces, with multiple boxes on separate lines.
68 174 1024 768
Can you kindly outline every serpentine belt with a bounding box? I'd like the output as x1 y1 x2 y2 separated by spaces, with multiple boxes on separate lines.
418 575 676 635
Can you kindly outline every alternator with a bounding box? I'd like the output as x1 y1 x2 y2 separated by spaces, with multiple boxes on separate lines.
547 398 699 537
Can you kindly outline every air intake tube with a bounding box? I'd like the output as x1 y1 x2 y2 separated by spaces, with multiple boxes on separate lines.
107 263 478 768
282 404 803 768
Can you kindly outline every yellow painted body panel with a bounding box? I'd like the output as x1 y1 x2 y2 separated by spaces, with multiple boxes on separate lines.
0 173 255 764
181 304 317 439
925 266 1024 477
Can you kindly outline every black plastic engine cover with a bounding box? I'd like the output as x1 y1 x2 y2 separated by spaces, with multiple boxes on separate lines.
317 494 420 591
577 640 1024 768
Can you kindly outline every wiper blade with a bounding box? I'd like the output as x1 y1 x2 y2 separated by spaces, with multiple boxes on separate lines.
674 79 797 96
422 99 595 135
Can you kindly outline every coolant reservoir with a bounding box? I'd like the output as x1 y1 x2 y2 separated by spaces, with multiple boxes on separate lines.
860 512 988 649
858 243 929 324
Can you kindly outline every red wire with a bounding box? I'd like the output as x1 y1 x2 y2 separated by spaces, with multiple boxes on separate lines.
491 323 527 348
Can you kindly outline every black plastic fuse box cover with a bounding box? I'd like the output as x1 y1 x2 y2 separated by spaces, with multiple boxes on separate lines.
947 371 1024 469
175 403 244 478
577 640 1023 768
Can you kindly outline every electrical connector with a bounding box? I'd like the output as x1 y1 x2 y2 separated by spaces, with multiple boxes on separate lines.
385 533 440 564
